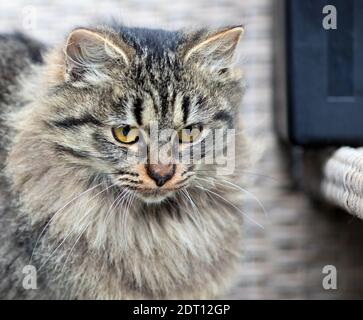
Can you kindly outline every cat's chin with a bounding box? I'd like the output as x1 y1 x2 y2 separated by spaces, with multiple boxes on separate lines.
137 189 174 204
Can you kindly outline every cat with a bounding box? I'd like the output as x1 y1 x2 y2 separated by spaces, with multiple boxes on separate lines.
0 24 246 299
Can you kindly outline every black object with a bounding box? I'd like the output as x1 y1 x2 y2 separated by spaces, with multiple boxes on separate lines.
273 0 363 146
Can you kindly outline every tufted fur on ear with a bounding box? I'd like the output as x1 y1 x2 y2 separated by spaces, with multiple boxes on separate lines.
65 28 136 86
43 28 135 87
182 26 244 76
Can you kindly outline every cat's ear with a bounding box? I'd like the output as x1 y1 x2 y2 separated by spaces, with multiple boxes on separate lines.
182 26 244 75
63 28 134 85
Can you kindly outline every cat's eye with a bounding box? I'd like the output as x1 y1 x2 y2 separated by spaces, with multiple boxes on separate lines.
112 126 139 144
178 125 202 143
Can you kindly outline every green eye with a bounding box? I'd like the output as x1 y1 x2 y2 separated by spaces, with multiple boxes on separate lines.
178 125 202 143
112 126 139 144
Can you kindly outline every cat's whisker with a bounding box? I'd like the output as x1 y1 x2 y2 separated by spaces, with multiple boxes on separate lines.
119 195 130 247
101 189 131 247
104 188 129 226
176 190 204 230
114 189 131 242
182 188 200 215
60 218 92 274
38 202 98 272
195 176 268 218
194 169 278 182
120 190 136 247
29 182 103 264
195 184 265 230
181 188 205 228
38 181 120 272
217 178 268 217
177 190 198 226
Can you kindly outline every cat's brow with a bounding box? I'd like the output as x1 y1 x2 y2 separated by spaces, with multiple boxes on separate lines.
54 143 91 159
213 110 233 124
48 114 102 129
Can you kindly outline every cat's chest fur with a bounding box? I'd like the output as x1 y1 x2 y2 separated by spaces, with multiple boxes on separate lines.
32 192 242 299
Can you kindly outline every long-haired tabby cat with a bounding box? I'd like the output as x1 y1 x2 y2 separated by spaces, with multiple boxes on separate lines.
0 23 246 299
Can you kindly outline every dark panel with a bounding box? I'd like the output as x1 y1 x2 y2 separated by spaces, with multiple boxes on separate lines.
274 0 363 146
327 0 354 98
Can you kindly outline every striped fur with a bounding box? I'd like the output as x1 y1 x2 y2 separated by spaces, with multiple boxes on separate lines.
0 24 246 299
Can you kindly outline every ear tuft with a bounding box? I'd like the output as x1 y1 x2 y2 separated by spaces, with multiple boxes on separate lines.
63 28 133 85
183 26 244 74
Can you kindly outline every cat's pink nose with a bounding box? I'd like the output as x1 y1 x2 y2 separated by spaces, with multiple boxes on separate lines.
146 164 176 187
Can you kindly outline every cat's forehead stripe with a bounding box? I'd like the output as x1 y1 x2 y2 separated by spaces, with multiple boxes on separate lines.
49 113 102 129
181 96 190 124
133 98 143 126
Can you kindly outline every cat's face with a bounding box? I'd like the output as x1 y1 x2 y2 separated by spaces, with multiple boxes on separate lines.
44 26 243 203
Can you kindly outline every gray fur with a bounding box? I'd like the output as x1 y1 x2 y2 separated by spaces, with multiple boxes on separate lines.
0 24 245 299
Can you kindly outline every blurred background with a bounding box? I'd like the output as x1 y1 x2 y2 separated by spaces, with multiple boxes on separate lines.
1 0 363 299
